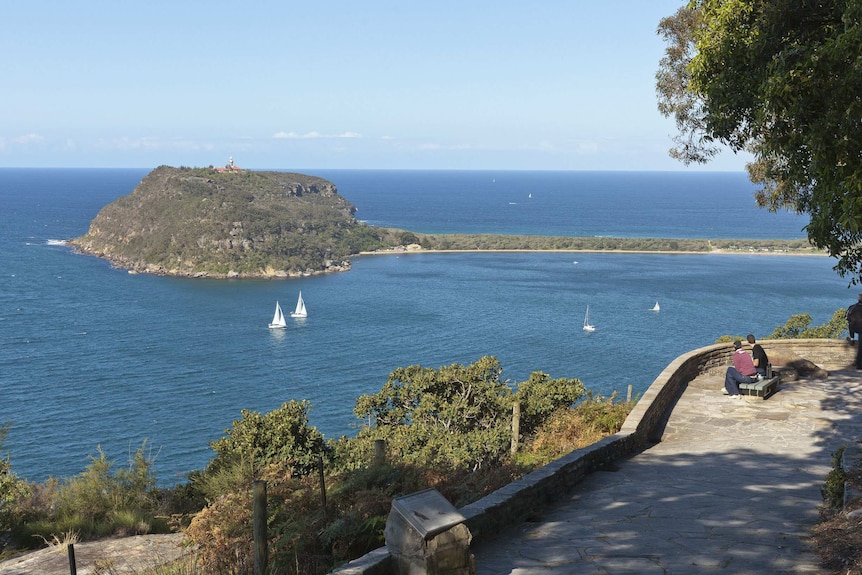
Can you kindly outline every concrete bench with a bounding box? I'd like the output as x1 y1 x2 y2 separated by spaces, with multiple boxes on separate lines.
738 375 780 399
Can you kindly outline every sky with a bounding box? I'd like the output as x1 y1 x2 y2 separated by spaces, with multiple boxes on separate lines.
1 1 751 171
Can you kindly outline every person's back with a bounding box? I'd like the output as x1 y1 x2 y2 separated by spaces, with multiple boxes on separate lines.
747 334 768 376
733 346 757 377
725 340 758 398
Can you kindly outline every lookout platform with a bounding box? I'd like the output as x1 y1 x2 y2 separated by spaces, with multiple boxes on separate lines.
472 368 862 574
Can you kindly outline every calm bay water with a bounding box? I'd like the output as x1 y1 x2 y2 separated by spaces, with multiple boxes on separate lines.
0 168 852 486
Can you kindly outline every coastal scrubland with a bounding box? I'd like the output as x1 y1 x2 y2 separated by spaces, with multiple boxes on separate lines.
0 356 634 574
397 233 817 255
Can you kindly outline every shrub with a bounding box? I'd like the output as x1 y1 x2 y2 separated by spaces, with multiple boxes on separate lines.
185 491 254 575
352 357 514 471
823 446 847 509
717 308 848 343
207 400 328 480
524 393 635 463
0 424 29 534
516 371 586 435
8 441 165 549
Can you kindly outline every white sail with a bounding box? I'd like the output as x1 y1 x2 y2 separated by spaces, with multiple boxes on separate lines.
290 291 308 318
268 301 287 329
652 301 660 312
583 305 595 332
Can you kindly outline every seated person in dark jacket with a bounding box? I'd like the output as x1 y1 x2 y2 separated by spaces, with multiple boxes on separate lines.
746 334 768 376
847 293 862 369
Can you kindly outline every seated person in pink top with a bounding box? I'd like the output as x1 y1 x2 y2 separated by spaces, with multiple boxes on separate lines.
724 340 758 398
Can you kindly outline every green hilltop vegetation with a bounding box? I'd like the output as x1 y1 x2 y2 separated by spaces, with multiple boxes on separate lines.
70 166 400 278
402 233 817 254
70 166 821 279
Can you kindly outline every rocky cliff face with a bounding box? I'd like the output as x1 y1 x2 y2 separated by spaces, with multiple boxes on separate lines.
70 166 386 278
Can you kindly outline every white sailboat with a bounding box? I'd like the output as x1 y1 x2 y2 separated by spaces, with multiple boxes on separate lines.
652 301 660 312
268 301 287 329
583 306 595 332
290 291 308 318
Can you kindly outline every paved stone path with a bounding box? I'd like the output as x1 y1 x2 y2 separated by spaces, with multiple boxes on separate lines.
473 369 862 574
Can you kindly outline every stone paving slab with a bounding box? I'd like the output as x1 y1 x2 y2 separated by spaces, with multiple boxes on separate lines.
473 370 862 574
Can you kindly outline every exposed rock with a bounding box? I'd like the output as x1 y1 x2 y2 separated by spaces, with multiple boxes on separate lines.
0 534 190 575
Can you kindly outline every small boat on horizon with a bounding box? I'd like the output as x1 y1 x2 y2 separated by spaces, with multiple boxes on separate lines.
652 301 660 312
268 301 287 329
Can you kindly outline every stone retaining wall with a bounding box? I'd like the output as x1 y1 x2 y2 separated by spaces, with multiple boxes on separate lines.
332 339 856 574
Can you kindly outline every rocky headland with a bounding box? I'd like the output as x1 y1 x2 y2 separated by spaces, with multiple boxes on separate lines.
69 166 394 278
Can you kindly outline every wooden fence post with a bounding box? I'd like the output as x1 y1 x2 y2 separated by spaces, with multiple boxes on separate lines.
67 543 77 575
253 480 267 575
511 400 521 454
627 384 633 402
318 455 327 511
373 439 386 466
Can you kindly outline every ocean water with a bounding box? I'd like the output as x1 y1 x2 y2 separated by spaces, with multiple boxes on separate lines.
0 168 852 486
314 169 810 238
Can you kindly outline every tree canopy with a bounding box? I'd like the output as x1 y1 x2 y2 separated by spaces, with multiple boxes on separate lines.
352 356 587 471
208 400 327 478
656 0 862 282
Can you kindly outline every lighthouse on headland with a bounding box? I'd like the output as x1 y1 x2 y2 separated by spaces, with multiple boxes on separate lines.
214 157 243 173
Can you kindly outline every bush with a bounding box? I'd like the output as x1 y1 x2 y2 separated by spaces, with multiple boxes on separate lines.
0 424 29 534
8 441 167 549
352 357 514 471
516 371 586 435
185 491 254 575
523 393 635 464
822 446 847 510
207 400 328 480
717 308 848 343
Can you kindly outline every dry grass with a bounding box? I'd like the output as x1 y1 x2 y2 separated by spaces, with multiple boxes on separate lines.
36 529 79 553
94 554 200 575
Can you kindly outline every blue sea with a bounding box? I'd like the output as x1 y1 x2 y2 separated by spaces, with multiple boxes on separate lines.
0 168 852 486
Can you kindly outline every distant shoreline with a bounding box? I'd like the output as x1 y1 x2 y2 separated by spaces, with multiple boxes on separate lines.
360 248 825 256
360 237 826 258
364 232 823 258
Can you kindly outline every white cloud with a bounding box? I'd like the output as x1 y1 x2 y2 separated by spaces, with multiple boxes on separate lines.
272 131 362 139
13 134 44 145
93 137 214 152
573 141 600 154
415 142 485 151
